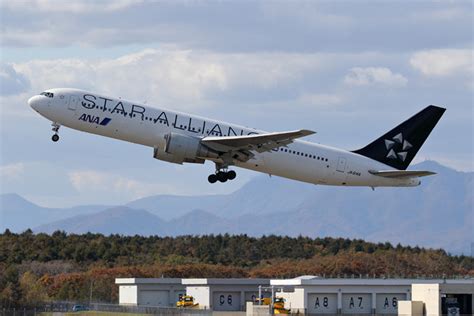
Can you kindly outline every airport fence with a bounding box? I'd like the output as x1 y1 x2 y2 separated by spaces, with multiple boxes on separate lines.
91 302 212 315
1 301 212 316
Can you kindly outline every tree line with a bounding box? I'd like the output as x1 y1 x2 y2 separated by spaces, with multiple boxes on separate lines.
1 230 472 308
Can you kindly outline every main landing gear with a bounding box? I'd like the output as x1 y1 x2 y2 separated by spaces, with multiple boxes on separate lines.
208 169 237 183
51 123 60 142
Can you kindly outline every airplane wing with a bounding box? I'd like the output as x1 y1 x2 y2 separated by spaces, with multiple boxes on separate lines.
202 129 315 154
368 170 436 178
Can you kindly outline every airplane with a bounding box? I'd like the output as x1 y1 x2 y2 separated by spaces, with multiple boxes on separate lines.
28 88 445 188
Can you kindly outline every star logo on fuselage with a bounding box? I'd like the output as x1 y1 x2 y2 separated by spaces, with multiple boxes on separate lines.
384 133 412 162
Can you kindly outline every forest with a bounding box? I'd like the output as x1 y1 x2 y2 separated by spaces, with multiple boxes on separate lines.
1 230 473 308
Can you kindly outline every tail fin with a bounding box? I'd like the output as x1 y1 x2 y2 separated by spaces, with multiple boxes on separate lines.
352 105 446 170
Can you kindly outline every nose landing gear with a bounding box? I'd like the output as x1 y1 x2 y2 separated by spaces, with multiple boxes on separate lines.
51 123 60 142
208 169 237 184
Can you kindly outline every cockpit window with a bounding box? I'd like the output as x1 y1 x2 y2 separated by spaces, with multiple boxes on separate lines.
40 92 54 98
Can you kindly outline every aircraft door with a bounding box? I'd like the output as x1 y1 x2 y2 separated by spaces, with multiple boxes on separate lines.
68 95 78 110
332 156 348 185
336 157 346 172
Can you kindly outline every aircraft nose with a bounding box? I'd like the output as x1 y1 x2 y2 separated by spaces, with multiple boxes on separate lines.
28 95 42 111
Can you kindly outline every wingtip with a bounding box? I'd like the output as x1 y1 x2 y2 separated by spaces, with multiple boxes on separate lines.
300 129 316 136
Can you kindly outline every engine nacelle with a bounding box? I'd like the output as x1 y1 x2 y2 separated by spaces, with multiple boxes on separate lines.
153 133 218 164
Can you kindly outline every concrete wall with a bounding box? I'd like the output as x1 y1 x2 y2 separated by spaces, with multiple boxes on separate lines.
116 278 185 307
117 283 185 306
409 282 474 316
283 283 410 314
277 288 305 313
117 277 474 314
245 302 269 316
411 284 440 316
208 286 259 311
398 300 423 316
187 286 211 308
186 284 269 311
119 285 137 305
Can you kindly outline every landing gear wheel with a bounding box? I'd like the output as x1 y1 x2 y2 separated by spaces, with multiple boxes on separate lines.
227 170 236 180
217 172 228 183
51 123 61 142
209 162 237 184
208 174 217 184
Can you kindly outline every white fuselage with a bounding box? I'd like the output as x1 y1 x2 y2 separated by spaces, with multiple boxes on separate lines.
29 88 420 187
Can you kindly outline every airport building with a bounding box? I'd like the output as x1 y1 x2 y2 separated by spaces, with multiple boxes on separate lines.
116 276 474 315
183 278 270 311
271 276 473 315
115 278 185 307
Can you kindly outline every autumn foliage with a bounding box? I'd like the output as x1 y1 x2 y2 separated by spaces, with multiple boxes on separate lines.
1 230 472 307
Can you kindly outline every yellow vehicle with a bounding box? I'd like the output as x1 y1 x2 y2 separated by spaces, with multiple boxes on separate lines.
255 297 272 305
274 307 290 314
273 297 290 314
255 297 290 314
176 295 199 308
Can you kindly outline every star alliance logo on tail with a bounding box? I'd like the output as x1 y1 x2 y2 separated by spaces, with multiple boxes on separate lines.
78 114 111 126
384 132 412 162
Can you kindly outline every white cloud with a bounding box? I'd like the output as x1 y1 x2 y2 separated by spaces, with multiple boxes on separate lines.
0 162 25 180
0 64 30 96
68 169 172 200
13 48 228 109
1 0 142 13
410 8 468 21
0 161 77 199
410 49 473 76
9 48 329 112
344 67 408 87
298 93 343 108
260 2 354 29
0 158 252 208
1 1 472 53
412 156 474 173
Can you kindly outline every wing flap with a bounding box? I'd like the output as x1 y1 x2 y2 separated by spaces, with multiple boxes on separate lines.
369 170 436 178
202 129 315 153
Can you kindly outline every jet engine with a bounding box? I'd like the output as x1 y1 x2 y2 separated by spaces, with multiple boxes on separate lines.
153 133 219 164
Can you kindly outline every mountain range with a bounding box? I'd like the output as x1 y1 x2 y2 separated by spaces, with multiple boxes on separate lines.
1 161 472 254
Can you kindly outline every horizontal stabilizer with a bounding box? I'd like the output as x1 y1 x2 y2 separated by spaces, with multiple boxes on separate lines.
368 170 436 178
202 129 315 153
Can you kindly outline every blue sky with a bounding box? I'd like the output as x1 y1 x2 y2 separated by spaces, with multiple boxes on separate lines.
0 0 472 207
